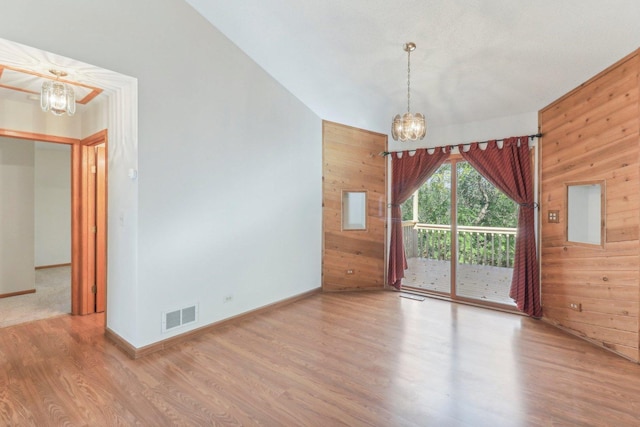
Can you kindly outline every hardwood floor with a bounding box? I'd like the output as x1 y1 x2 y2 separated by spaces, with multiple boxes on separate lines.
2 291 640 426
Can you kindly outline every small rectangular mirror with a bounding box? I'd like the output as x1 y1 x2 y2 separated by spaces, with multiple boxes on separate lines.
342 191 367 230
566 181 604 247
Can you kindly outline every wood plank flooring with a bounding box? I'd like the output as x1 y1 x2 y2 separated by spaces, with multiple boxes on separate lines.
2 291 640 426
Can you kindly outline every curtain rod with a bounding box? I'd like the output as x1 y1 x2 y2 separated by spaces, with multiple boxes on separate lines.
380 132 542 156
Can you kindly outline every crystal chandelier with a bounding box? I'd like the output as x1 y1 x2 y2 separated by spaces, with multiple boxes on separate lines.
41 69 76 116
391 42 426 141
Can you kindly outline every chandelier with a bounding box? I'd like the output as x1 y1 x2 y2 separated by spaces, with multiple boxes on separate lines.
391 42 426 141
41 69 76 116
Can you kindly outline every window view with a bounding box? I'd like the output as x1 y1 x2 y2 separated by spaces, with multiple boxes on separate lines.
402 159 518 307
401 163 452 294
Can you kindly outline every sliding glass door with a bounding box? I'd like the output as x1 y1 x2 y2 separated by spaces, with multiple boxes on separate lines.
402 157 517 309
402 163 451 295
455 161 517 307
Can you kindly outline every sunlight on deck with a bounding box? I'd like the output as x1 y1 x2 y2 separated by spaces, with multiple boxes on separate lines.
404 257 516 307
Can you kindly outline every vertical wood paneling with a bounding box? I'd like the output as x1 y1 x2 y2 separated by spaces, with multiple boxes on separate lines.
540 49 640 362
322 121 387 291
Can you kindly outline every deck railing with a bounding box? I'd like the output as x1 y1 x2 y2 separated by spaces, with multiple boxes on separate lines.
402 221 517 268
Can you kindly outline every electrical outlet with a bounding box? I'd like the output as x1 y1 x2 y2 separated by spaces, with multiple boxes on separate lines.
346 269 354 275
569 302 582 312
223 294 234 303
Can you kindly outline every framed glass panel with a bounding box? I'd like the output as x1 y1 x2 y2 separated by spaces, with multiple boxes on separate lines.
342 191 367 230
566 181 605 247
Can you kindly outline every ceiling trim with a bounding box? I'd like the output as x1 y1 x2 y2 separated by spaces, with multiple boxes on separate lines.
0 64 103 105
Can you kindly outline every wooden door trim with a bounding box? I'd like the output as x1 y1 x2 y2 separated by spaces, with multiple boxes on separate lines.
95 146 107 313
71 143 83 313
0 128 78 144
77 130 108 314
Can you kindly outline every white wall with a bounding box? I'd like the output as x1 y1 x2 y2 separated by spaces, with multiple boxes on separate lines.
0 98 81 139
81 96 109 139
34 146 71 266
0 0 322 347
0 138 35 295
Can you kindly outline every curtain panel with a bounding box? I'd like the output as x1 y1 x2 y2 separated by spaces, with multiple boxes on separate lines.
459 137 542 318
388 147 450 289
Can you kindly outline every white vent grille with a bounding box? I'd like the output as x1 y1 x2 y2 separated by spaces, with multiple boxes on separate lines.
162 304 198 333
182 306 196 324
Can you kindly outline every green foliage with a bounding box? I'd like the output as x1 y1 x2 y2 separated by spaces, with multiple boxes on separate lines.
455 163 517 227
401 163 451 222
419 163 452 224
401 161 518 267
401 162 517 227
401 198 413 221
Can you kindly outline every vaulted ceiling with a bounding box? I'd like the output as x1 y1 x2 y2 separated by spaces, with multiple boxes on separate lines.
3 1 640 138
186 0 640 135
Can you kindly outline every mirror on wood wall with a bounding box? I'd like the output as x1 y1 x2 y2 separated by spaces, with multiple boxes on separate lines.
566 181 605 247
342 190 367 230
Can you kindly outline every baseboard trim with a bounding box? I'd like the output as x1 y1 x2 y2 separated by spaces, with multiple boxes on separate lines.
35 263 71 270
541 317 639 364
105 287 322 359
104 328 138 358
0 289 36 299
323 286 384 292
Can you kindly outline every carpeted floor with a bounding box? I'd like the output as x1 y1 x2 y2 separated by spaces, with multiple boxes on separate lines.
0 266 71 328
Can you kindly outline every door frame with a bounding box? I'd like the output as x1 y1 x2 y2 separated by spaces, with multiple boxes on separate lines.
77 130 108 314
0 128 108 315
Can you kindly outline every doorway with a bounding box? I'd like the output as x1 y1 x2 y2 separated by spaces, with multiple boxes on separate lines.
402 155 518 310
0 129 108 319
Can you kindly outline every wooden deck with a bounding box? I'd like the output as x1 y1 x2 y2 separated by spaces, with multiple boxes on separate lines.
403 257 516 307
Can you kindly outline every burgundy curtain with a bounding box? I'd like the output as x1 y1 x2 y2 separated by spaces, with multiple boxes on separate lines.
459 137 542 318
388 147 450 289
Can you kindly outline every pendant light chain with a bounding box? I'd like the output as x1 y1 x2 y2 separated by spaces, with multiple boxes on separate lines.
391 41 426 141
407 47 411 113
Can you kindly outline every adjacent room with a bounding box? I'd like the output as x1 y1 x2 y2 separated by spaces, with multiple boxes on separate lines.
2 1 640 425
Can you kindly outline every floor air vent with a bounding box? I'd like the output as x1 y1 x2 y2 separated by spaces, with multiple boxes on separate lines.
162 304 198 333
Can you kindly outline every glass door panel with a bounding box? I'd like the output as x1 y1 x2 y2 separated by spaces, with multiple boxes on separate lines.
455 162 517 307
402 163 451 294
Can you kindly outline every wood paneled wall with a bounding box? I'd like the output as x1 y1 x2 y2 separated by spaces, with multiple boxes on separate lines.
539 49 640 362
322 121 387 291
